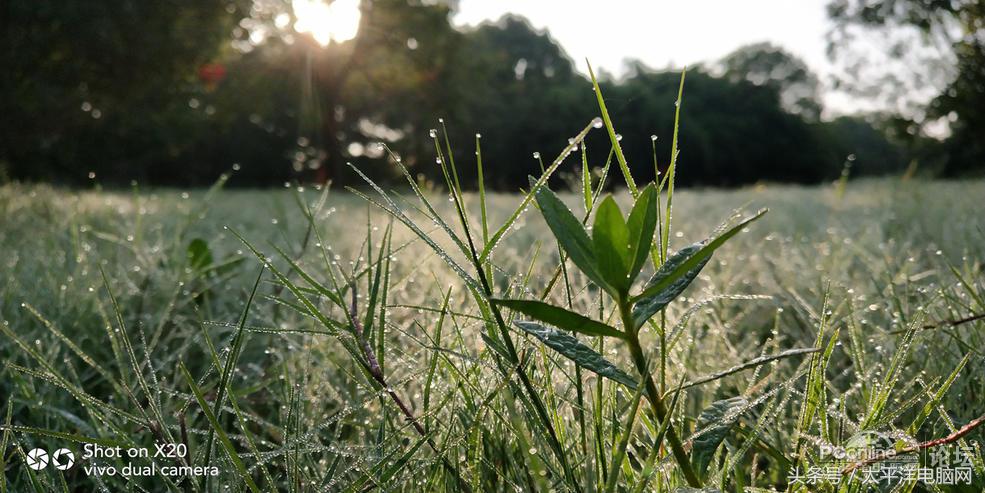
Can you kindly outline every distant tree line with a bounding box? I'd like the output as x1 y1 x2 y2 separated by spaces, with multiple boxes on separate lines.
1 0 976 190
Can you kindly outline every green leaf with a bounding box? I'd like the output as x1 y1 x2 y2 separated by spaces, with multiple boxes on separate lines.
491 298 625 339
532 180 611 292
514 321 637 388
631 209 767 307
592 195 631 293
626 184 658 281
690 396 747 478
632 242 710 327
187 238 214 270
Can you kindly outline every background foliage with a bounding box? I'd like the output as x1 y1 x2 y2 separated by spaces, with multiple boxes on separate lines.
3 0 978 189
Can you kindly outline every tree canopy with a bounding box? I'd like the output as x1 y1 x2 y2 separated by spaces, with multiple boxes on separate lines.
1 0 941 189
827 0 985 176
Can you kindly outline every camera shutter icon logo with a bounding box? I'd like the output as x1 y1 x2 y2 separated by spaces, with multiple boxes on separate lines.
53 448 75 470
26 448 49 470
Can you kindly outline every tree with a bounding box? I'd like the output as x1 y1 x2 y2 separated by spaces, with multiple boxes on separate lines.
827 0 985 175
450 15 594 189
817 115 907 176
289 0 465 183
610 64 835 186
720 43 823 121
0 0 248 183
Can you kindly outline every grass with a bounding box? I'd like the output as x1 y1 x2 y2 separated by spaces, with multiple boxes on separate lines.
1 87 984 492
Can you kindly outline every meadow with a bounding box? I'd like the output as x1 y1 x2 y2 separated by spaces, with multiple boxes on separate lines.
1 169 983 492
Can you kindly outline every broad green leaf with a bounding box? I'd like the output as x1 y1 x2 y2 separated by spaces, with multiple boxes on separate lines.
491 298 625 339
514 321 637 388
632 242 710 327
631 209 767 305
691 396 747 478
533 181 611 292
187 238 214 270
626 184 658 281
592 195 631 293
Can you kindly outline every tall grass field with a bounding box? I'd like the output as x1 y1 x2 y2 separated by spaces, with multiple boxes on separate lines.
1 81 983 492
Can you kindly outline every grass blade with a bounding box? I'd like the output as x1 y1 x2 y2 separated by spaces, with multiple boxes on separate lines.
178 361 260 493
587 61 637 195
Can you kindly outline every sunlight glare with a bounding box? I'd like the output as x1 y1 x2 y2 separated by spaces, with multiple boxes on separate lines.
293 0 361 46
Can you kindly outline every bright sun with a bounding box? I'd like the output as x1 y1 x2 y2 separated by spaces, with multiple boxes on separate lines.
293 0 361 46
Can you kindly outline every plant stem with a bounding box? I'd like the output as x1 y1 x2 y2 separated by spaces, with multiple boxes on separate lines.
619 301 702 488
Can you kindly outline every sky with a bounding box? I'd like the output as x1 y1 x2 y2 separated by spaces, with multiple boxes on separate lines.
452 0 861 114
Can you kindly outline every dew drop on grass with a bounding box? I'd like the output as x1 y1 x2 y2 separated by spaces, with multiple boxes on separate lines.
532 152 540 159
592 117 603 128
428 129 437 138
